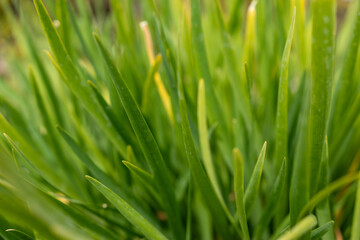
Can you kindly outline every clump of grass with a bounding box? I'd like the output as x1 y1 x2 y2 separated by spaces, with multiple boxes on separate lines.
0 0 360 239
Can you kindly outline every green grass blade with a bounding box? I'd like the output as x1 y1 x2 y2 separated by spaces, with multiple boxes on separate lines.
299 172 360 220
56 126 154 221
311 221 334 240
308 0 335 196
275 8 296 169
5 229 33 240
278 215 317 240
254 158 287 239
122 161 153 186
197 79 222 199
351 180 360 240
86 176 168 240
122 161 159 201
42 195 119 240
190 0 223 125
93 33 184 240
244 141 267 214
233 148 250 240
178 79 231 239
142 54 163 115
0 114 60 188
315 137 335 239
289 86 311 226
22 18 64 126
87 80 136 147
32 0 127 157
57 125 150 210
56 126 115 187
333 3 360 118
30 68 84 198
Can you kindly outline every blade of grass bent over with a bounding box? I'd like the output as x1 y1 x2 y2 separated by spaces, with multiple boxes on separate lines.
94 33 184 240
86 176 168 240
233 148 250 240
275 8 296 170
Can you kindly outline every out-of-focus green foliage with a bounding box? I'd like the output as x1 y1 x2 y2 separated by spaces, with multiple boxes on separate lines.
0 0 359 239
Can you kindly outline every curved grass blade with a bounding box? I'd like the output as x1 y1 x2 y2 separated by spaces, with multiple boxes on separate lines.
245 141 267 214
254 158 286 239
32 0 127 157
275 8 296 169
278 215 317 240
86 176 168 240
308 0 336 196
299 172 360 220
233 148 250 240
5 229 33 240
179 79 231 239
311 221 334 240
351 180 360 240
93 33 184 240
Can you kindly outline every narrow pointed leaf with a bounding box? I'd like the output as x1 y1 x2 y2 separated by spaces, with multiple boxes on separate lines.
275 8 296 169
234 148 250 240
197 79 221 199
308 0 335 195
93 33 183 240
245 141 267 213
255 158 287 239
86 176 168 240
179 79 231 239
